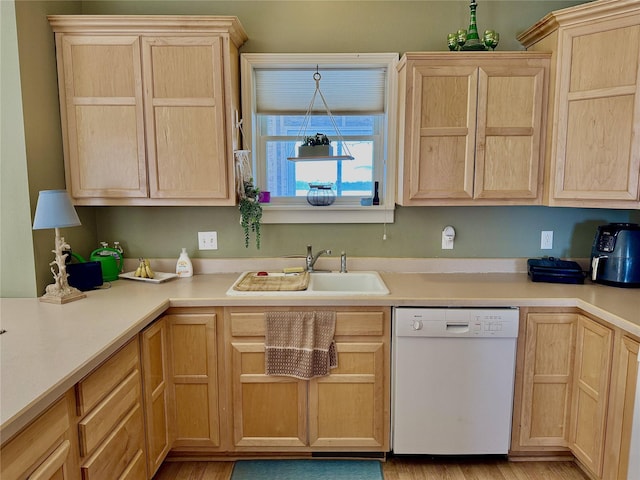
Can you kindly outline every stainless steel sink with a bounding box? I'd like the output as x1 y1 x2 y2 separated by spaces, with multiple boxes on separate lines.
226 271 389 296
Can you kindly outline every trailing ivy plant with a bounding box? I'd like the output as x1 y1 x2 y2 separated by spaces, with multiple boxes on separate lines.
239 179 262 249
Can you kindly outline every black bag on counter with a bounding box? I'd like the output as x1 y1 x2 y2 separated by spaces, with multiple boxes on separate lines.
527 257 586 284
67 261 104 291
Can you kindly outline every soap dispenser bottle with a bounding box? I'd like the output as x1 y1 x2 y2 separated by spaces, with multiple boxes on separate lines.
176 248 193 277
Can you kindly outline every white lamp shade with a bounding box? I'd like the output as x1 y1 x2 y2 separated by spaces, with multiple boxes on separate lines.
32 190 81 230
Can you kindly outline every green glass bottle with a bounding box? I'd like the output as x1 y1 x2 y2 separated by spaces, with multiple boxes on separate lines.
462 0 486 50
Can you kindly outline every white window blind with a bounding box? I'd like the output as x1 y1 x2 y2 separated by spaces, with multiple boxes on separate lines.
255 68 387 115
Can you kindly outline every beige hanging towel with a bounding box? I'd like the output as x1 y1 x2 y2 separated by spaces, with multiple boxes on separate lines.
265 311 337 380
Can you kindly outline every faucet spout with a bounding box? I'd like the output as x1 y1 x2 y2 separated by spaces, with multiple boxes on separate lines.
306 244 332 272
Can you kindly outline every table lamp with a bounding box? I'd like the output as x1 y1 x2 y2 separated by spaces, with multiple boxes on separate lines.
32 189 86 304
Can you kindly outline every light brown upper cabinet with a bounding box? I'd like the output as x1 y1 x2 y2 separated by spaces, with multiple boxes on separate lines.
48 16 247 206
519 0 640 209
396 52 549 205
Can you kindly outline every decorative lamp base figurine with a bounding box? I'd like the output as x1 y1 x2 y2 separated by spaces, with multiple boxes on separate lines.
41 229 86 304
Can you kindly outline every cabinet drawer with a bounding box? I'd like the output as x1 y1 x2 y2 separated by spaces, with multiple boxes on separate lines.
78 370 140 456
1 396 70 480
81 404 145 480
76 340 139 416
230 310 386 337
118 450 146 480
335 312 384 336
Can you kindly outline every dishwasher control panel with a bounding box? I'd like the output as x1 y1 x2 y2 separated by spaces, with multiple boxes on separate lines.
393 307 519 338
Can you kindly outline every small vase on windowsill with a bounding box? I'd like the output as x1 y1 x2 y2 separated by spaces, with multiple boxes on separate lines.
307 183 336 206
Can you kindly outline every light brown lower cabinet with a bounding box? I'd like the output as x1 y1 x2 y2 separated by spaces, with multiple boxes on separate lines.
140 308 222 474
569 315 613 477
141 317 171 477
603 335 640 480
3 304 637 480
516 311 577 449
514 309 639 480
225 306 390 452
165 310 221 451
0 341 147 480
75 339 147 480
0 390 80 480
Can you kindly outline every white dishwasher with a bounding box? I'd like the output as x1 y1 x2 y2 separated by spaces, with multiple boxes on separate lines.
392 307 519 455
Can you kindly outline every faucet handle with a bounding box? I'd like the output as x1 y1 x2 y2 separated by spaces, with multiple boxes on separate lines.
306 245 313 271
340 251 348 273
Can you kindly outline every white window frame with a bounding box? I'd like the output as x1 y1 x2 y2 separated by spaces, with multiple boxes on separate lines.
240 53 398 224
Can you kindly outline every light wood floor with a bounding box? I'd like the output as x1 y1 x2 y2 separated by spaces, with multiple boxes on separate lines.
153 457 590 479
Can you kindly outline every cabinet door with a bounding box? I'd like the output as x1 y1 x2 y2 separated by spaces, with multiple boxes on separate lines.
0 392 80 480
309 310 389 450
140 318 171 477
604 335 639 480
569 315 613 477
553 22 640 205
142 36 231 201
166 313 220 448
226 307 390 451
404 64 477 200
474 64 546 199
227 309 311 449
309 342 386 449
57 35 147 199
519 313 576 447
230 341 307 448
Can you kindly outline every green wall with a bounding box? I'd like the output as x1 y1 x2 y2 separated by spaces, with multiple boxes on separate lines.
80 0 583 53
1 0 36 297
11 0 98 298
5 0 638 296
98 205 633 260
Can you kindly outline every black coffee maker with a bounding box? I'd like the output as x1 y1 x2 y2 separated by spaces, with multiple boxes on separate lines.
590 223 640 287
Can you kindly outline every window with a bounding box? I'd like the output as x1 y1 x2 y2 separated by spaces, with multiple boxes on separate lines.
240 53 398 223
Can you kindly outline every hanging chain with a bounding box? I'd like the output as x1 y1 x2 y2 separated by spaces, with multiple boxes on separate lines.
291 66 354 159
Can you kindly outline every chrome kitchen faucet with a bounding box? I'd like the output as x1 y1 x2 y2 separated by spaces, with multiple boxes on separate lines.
306 245 331 272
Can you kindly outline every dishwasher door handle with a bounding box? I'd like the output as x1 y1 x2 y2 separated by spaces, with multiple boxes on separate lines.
446 322 470 333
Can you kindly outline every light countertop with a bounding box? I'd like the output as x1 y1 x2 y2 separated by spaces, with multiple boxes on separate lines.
1 268 639 444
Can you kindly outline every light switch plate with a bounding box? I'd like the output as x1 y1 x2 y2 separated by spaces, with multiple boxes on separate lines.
198 231 218 250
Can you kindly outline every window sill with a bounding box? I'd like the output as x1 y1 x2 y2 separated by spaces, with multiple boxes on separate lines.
261 204 395 224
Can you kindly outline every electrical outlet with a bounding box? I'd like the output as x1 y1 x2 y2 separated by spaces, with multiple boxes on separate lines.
441 226 455 250
198 231 218 250
541 230 553 250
